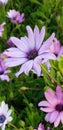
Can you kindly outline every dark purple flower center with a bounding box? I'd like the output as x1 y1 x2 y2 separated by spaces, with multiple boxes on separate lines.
55 104 63 112
28 50 38 60
0 70 4 75
0 115 6 123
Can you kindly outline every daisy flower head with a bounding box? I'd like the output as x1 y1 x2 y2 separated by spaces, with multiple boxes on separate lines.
0 22 6 37
34 123 50 130
0 0 9 5
0 54 10 81
4 25 56 77
38 86 63 127
0 101 13 130
7 9 25 24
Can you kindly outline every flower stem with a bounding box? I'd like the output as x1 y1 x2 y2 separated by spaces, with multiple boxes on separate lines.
9 122 19 130
41 64 61 86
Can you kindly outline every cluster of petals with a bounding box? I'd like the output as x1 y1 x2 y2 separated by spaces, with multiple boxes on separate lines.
0 101 12 130
0 0 8 5
4 25 56 77
0 22 6 37
34 123 50 130
38 86 63 127
0 54 10 81
7 9 25 24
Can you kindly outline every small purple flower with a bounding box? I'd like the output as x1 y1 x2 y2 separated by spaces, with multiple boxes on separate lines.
0 54 10 81
4 25 56 77
0 22 6 37
34 123 50 130
0 0 9 5
7 9 25 24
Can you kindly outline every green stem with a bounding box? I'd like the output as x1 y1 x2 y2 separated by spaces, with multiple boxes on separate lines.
9 122 19 130
41 64 61 86
10 24 21 36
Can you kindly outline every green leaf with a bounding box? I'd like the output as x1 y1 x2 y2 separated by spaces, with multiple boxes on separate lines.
29 0 41 5
58 56 63 74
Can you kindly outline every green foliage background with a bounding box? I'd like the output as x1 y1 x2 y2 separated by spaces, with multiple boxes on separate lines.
0 0 63 129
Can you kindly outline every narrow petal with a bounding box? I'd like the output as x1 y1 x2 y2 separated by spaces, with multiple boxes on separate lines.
39 33 55 54
45 90 57 106
38 53 56 60
39 26 45 47
58 46 63 56
60 112 63 124
4 58 28 67
56 86 63 104
38 101 51 107
7 110 12 117
33 58 41 76
49 111 59 123
45 113 52 122
40 107 54 112
26 26 35 49
4 48 26 58
7 116 13 122
15 60 33 77
34 25 40 49
10 37 30 52
34 26 45 50
54 114 60 127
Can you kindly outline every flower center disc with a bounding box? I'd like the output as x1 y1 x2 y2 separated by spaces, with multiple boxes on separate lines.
28 50 38 60
55 104 63 112
0 70 4 75
0 115 6 123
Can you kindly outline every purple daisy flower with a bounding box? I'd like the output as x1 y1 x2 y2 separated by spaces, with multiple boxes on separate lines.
0 0 9 5
0 54 10 81
38 86 63 127
34 123 50 130
7 9 25 24
4 25 56 77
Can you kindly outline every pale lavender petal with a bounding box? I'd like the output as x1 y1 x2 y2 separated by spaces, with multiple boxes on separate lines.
53 40 60 55
10 37 30 52
40 107 54 112
0 75 10 82
7 110 12 117
38 101 50 107
39 53 56 60
34 25 40 49
60 112 63 124
45 90 57 106
33 58 41 76
49 111 59 123
39 33 55 54
45 113 51 122
54 114 60 127
56 86 63 103
4 48 26 58
7 116 13 122
34 26 45 50
15 60 33 76
5 58 28 67
26 26 35 49
58 46 63 56
38 26 45 48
